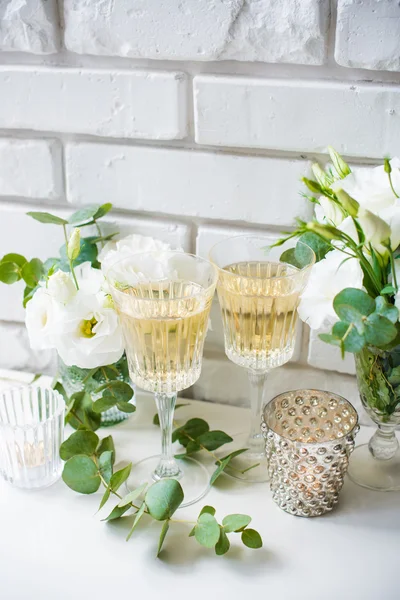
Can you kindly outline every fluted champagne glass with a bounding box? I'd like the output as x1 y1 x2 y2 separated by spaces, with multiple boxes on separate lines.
210 236 315 482
107 251 218 506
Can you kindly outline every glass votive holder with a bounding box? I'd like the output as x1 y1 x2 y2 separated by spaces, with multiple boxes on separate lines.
0 386 65 490
262 389 359 517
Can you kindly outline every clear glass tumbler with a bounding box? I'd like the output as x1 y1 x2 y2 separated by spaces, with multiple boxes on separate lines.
210 236 315 483
106 251 218 506
0 386 65 490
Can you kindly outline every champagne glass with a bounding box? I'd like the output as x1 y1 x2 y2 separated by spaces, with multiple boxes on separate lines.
210 235 315 483
106 251 218 506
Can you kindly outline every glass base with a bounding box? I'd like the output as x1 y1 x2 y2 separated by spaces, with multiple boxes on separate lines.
348 443 400 491
220 432 269 483
126 455 210 508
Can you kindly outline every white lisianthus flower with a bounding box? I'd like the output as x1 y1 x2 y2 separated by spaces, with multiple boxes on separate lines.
55 290 124 369
298 249 364 330
331 158 400 213
315 197 345 227
357 208 391 256
25 287 60 350
47 270 77 304
99 234 172 274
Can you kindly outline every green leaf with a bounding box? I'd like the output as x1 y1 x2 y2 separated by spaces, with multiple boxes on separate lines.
98 487 111 511
92 396 118 413
157 520 170 556
299 231 330 262
210 449 248 485
365 314 398 346
145 479 184 521
23 284 38 306
126 502 146 541
174 439 201 459
1 253 27 268
102 503 131 521
199 506 216 517
333 288 375 319
280 248 301 269
95 381 134 402
21 258 44 288
331 321 365 354
62 455 101 494
189 526 196 537
69 205 101 226
375 296 398 324
319 333 342 348
196 430 233 451
98 451 113 485
96 436 116 465
27 211 68 225
59 430 99 461
215 527 230 556
110 463 132 492
118 483 147 507
116 401 136 414
302 177 324 195
0 261 20 284
194 513 220 548
93 203 112 220
389 366 400 386
153 403 188 426
381 285 396 296
241 529 263 549
172 418 209 445
67 392 101 431
222 514 252 533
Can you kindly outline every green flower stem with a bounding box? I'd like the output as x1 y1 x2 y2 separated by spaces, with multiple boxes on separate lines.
388 171 399 199
94 220 105 248
389 247 398 292
63 224 79 290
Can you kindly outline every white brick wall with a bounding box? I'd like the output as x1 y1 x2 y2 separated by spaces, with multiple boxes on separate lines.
0 0 400 398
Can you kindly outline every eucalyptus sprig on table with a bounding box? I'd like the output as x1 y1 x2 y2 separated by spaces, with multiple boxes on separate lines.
59 429 262 557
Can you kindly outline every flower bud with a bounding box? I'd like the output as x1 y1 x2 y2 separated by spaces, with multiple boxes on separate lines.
357 208 391 254
328 147 351 179
302 177 323 195
307 221 343 241
384 157 392 174
67 228 81 261
335 189 359 217
311 163 334 189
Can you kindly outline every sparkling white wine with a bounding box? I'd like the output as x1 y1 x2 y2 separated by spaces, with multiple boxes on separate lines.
217 261 302 371
115 281 212 394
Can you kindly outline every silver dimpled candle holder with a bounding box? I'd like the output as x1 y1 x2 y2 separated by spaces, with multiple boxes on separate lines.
262 389 359 517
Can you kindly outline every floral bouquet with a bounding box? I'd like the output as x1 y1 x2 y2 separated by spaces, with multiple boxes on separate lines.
0 204 171 428
277 148 400 490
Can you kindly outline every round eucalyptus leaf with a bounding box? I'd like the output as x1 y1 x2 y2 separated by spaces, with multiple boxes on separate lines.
62 455 101 494
197 430 233 451
215 528 230 556
98 451 113 485
0 261 20 284
26 211 68 225
222 514 251 533
365 314 398 346
1 253 27 268
145 479 184 521
116 401 136 414
333 288 375 319
59 430 99 461
92 396 117 413
241 529 262 549
194 513 220 548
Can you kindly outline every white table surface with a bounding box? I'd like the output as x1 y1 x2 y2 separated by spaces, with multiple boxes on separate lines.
0 372 399 600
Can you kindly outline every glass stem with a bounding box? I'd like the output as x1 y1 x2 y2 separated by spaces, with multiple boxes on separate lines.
247 369 268 456
153 392 183 480
369 423 399 461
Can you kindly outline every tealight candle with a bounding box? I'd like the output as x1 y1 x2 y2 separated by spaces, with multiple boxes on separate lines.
262 389 359 517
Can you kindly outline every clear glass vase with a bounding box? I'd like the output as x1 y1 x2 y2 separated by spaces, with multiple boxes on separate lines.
348 345 400 491
57 353 135 427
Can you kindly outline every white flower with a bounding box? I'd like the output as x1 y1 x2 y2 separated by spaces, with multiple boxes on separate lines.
55 290 124 369
47 270 77 304
99 234 172 274
25 288 60 350
75 262 105 295
331 158 400 213
315 197 345 227
298 250 364 330
357 208 391 255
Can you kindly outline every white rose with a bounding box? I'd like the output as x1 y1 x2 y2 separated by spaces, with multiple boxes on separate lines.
55 290 124 369
47 270 77 304
298 249 364 330
331 158 400 213
25 288 60 350
99 234 172 274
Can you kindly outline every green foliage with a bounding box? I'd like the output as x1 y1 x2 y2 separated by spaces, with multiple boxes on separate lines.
110 464 132 492
98 451 113 485
118 483 147 508
215 528 230 555
27 211 69 225
157 520 170 556
191 508 262 554
210 449 248 485
21 258 44 287
194 513 220 548
0 261 20 284
241 529 263 549
145 479 184 521
59 430 99 460
126 503 146 541
222 514 251 533
59 236 98 270
62 455 101 494
68 203 112 227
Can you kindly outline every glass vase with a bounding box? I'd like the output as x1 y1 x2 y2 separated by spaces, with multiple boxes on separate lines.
348 345 400 491
57 353 135 427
